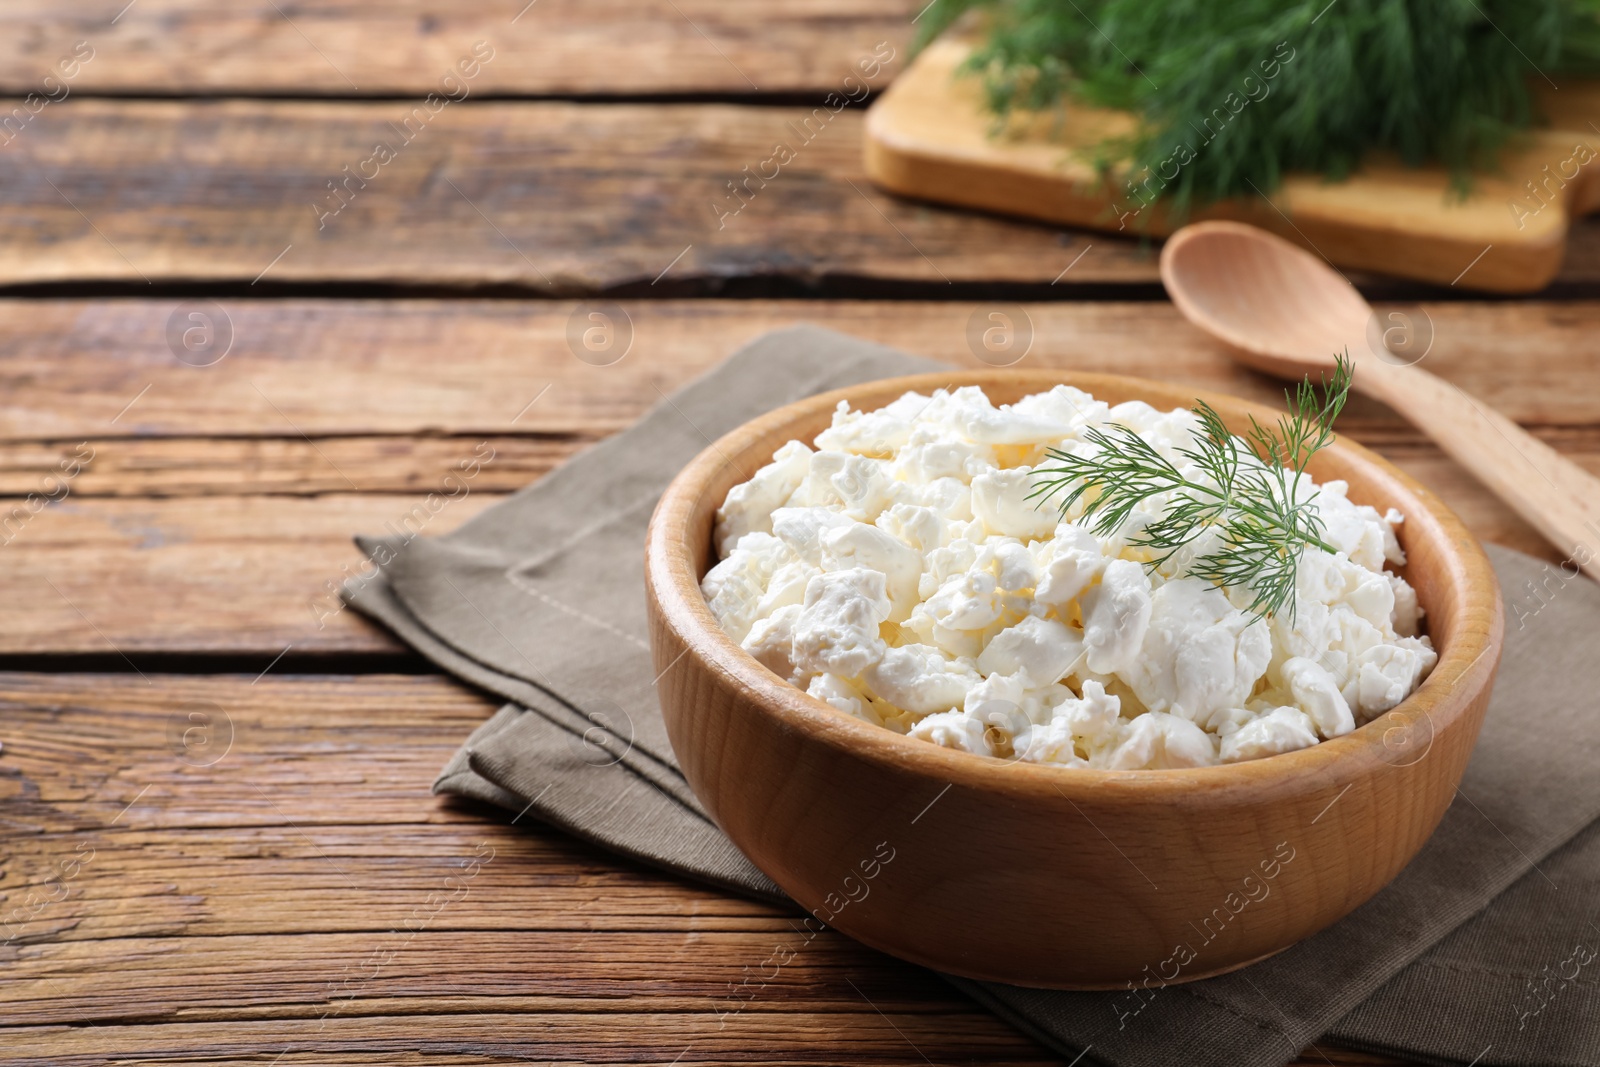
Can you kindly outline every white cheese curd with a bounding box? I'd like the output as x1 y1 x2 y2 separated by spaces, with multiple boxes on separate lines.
790 568 891 679
703 386 1437 768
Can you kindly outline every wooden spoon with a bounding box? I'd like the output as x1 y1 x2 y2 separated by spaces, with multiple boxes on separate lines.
1160 220 1600 582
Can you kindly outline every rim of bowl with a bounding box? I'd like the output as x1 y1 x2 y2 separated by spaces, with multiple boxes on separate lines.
646 370 1504 807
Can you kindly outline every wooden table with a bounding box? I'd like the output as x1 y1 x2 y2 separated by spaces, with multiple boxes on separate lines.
2 5 1594 1064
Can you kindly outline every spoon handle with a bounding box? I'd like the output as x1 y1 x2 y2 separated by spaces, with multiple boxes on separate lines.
1362 361 1600 583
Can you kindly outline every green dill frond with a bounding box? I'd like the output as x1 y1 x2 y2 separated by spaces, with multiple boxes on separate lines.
1030 354 1354 619
915 0 1600 212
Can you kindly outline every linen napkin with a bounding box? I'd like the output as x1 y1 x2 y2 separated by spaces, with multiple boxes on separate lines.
345 326 1600 1067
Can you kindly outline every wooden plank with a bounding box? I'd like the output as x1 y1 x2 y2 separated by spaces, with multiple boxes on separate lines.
0 493 493 655
0 673 1409 1067
0 99 1139 290
1 300 1597 439
0 299 1594 656
2 101 1597 292
0 0 917 96
0 1016 1059 1066
10 931 988 1027
0 827 784 940
0 435 575 497
0 1031 1399 1067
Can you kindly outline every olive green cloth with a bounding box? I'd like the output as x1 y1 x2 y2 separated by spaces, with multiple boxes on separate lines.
345 326 1600 1067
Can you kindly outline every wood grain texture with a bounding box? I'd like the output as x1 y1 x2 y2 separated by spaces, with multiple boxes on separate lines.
0 98 1130 290
0 435 575 497
3 99 1600 292
0 672 1047 1064
0 673 1412 1066
645 370 1502 987
0 299 1592 658
5 100 1598 293
1 299 1597 439
0 493 495 656
6 432 1599 502
0 0 916 96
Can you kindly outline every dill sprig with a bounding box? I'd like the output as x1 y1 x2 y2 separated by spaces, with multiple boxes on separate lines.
915 0 1600 213
1028 354 1353 619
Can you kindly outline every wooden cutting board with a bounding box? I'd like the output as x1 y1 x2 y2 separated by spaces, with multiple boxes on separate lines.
865 37 1600 292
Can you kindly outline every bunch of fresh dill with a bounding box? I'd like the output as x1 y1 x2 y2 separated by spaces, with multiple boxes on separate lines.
916 0 1600 213
1029 355 1353 620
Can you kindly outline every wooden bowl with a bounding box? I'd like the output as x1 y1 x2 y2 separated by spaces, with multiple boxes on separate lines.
644 371 1503 988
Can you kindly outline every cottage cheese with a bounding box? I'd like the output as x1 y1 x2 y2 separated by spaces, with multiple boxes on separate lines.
702 385 1437 769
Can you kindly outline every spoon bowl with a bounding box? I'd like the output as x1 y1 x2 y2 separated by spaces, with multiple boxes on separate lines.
1160 221 1374 378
